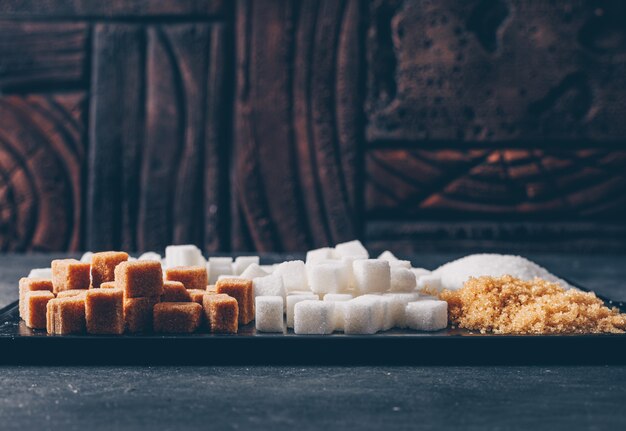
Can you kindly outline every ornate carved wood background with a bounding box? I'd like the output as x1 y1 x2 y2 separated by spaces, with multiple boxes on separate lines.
1 0 625 253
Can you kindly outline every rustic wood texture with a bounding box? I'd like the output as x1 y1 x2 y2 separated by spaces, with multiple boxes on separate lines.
234 0 363 251
366 0 626 142
87 23 227 252
0 93 84 251
0 1 226 18
0 21 87 91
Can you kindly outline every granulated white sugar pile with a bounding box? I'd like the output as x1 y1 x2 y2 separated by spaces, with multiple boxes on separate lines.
433 254 572 291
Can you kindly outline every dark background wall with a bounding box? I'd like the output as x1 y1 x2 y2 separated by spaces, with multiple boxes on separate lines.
1 0 625 254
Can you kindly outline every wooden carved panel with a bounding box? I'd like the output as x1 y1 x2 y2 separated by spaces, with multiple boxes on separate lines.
366 149 626 219
366 0 626 142
234 0 364 251
0 21 87 92
87 23 227 252
0 93 85 251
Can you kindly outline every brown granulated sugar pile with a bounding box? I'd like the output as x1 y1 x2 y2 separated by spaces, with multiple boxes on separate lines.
439 275 626 334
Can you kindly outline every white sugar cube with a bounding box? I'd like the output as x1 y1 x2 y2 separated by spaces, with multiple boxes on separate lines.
166 245 205 268
406 300 448 331
294 300 335 335
390 267 416 292
253 274 286 300
28 268 52 278
138 251 162 262
335 240 369 259
240 263 269 280
353 259 390 294
341 256 357 289
309 262 350 295
80 252 93 263
255 296 284 333
218 274 244 281
234 256 260 275
259 265 276 273
207 257 234 284
389 260 411 269
383 293 420 328
416 274 443 293
306 247 335 264
411 268 431 278
344 296 384 334
276 260 308 293
286 294 318 328
323 294 353 331
288 290 315 296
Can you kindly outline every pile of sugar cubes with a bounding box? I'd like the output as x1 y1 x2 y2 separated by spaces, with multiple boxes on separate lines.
25 240 448 335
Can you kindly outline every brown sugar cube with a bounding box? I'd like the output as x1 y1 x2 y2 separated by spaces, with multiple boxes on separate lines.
188 289 207 304
124 297 160 333
19 278 53 319
115 261 163 298
46 296 86 334
100 281 116 289
161 281 192 302
153 302 202 333
57 289 88 299
51 259 90 293
85 288 124 334
165 266 208 290
215 278 254 324
24 291 55 329
91 251 129 288
203 293 239 334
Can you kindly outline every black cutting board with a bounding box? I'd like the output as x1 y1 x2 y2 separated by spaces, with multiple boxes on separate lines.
1 280 625 365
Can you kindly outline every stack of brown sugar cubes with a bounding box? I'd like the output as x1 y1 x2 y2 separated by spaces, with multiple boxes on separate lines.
18 251 254 336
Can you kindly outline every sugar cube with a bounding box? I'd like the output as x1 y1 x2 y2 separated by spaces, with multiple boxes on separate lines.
306 247 335 264
85 288 124 334
309 262 350 296
80 252 93 263
286 294 319 328
19 277 53 319
23 291 54 329
51 259 91 293
188 289 207 304
323 294 353 331
153 302 202 333
46 296 86 334
203 293 239 333
28 268 52 279
406 300 448 331
383 292 420 328
416 274 443 293
234 256 260 275
389 260 412 269
294 300 335 335
353 259 390 294
56 289 88 299
340 256 357 289
253 274 286 300
207 257 234 284
335 240 369 259
165 244 205 268
344 296 384 335
161 281 192 302
377 250 398 261
165 266 208 290
215 278 254 324
276 260 307 293
115 261 163 298
124 296 159 333
259 265 276 273
240 263 269 280
138 252 162 262
390 267 416 292
255 296 284 333
91 251 129 288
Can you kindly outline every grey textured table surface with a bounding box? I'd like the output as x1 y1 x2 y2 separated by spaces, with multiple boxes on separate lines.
1 252 626 431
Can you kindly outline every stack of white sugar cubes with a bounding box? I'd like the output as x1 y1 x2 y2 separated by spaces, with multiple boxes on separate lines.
69 240 448 335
